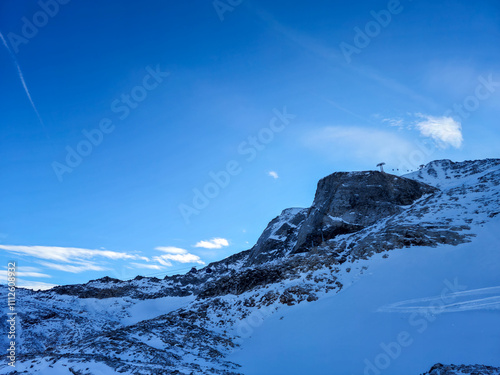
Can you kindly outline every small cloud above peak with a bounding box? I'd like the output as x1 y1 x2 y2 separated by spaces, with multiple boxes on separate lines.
414 114 463 149
268 171 279 179
194 238 229 249
380 113 463 149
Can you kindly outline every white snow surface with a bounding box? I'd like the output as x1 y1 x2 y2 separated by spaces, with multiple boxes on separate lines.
228 217 500 375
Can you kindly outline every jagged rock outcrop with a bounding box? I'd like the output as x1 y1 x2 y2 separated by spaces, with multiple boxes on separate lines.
292 171 437 252
199 267 286 298
245 208 307 265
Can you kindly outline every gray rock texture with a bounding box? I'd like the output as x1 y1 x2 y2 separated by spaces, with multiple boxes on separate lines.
245 207 307 265
293 171 437 252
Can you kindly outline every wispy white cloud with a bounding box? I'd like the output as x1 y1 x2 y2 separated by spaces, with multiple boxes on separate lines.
414 114 463 148
154 246 188 254
39 261 108 274
381 113 463 149
194 238 229 249
17 266 43 272
153 253 204 265
0 244 142 263
0 244 148 276
153 257 173 267
0 269 52 279
268 171 279 179
153 246 205 266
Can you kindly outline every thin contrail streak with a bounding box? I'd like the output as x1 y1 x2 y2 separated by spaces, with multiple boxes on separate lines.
0 30 50 139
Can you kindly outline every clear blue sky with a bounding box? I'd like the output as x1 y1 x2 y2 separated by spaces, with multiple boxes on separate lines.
1 0 499 289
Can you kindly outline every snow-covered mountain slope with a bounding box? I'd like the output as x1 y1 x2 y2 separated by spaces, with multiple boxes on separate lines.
227 216 500 375
405 158 500 189
1 158 499 375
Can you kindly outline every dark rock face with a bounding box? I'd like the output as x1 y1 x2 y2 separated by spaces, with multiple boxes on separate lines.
293 171 438 252
279 285 318 305
245 208 307 265
198 267 286 298
340 222 473 260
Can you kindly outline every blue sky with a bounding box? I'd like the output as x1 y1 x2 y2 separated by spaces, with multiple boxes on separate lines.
0 0 499 289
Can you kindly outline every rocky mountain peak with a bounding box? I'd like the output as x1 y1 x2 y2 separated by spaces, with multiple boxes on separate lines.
242 170 441 265
292 170 437 252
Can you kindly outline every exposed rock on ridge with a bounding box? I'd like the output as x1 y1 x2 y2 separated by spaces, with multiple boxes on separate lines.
292 171 438 252
245 207 307 265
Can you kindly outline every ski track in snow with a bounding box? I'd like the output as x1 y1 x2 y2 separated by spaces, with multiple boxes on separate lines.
378 286 500 313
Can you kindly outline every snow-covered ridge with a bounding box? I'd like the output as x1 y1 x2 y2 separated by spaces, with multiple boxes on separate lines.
405 158 500 189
